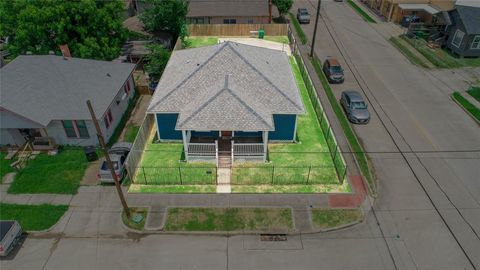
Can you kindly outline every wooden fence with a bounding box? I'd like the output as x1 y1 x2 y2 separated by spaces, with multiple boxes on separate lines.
188 24 288 36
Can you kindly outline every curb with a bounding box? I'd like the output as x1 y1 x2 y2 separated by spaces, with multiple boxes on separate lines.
451 94 480 126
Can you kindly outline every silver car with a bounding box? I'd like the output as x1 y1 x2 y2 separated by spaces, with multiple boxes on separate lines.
297 8 310 24
98 142 132 183
340 91 370 124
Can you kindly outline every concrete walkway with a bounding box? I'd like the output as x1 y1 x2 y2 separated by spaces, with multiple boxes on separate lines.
216 168 231 193
219 37 291 55
0 172 73 206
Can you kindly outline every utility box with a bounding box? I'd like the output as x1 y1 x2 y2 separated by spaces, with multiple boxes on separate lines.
83 146 98 162
258 29 265 39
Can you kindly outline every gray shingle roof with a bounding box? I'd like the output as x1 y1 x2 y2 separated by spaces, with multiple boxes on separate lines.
455 4 480 34
187 0 271 17
0 55 136 126
148 42 304 131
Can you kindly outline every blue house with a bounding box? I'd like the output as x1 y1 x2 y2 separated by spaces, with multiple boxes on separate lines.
147 42 304 164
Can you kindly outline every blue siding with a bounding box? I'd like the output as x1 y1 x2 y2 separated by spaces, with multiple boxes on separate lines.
191 131 219 137
268 114 296 141
234 131 262 137
156 113 182 140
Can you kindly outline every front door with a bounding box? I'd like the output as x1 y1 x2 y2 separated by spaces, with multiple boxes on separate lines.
221 131 232 137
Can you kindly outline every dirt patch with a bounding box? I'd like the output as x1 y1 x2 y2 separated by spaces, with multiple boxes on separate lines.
80 160 101 185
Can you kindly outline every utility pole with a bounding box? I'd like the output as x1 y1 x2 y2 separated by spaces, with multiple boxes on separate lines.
310 0 322 57
86 100 131 218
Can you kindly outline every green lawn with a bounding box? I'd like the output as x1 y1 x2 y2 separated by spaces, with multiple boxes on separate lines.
129 184 216 193
184 36 219 49
401 35 480 68
136 143 216 185
264 36 289 44
122 207 147 231
124 124 140 143
231 57 340 186
466 87 480 103
164 207 293 231
346 0 376 23
289 12 307 45
311 208 363 230
452 92 480 122
311 56 375 195
389 37 430 68
0 203 68 231
0 152 14 182
8 148 89 194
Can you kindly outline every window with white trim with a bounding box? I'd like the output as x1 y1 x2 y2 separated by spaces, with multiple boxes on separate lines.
471 35 480 50
452 30 465 48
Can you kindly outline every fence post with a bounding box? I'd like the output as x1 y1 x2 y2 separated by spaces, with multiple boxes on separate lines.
142 167 147 184
341 165 347 184
307 165 311 184
178 167 183 185
333 146 338 163
215 167 218 185
271 166 275 185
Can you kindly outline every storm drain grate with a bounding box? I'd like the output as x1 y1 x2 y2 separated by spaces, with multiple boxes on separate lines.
260 234 287 241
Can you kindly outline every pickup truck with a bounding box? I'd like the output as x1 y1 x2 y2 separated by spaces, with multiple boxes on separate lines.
0 221 23 257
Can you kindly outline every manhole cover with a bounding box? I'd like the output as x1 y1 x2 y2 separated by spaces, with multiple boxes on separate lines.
260 234 287 241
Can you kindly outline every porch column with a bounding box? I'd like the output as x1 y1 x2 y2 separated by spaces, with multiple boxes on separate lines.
182 130 189 162
263 131 268 162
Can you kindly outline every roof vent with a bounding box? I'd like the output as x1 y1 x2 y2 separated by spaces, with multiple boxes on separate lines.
49 51 55 55
107 73 111 77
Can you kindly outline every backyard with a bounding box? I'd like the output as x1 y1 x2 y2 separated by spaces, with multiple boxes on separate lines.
8 147 90 194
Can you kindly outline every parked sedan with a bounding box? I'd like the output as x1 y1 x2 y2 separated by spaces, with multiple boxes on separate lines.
98 142 132 184
297 8 310 24
323 58 345 83
340 91 370 124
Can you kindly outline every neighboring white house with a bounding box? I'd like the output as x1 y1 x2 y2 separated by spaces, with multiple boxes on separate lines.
0 55 136 147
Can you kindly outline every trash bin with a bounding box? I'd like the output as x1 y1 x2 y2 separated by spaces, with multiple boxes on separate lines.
258 29 265 39
84 146 98 162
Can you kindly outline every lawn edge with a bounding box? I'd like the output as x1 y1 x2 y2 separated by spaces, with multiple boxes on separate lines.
346 0 377 23
451 92 480 124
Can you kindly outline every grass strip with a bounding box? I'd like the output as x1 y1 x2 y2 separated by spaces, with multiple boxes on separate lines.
0 203 68 231
389 37 430 68
346 0 376 23
124 124 140 143
108 91 140 146
311 208 362 230
289 12 307 45
310 56 375 194
129 184 216 193
164 207 293 231
466 87 480 103
264 36 290 44
231 183 351 193
452 92 480 122
184 36 219 49
122 207 147 231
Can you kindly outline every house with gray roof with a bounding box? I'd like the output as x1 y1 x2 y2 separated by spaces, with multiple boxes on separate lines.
445 3 480 57
0 55 136 147
147 42 304 163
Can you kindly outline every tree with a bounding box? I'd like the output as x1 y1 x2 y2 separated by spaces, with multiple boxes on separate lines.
144 44 170 82
0 0 126 60
273 0 294 17
139 0 188 38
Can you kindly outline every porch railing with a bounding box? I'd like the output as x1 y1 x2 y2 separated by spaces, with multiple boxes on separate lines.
188 142 216 161
232 141 264 161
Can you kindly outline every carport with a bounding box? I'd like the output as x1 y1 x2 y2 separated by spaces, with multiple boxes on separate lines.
395 3 443 25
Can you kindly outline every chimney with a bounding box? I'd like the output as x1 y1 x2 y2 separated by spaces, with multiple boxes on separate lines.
59 44 71 59
269 0 273 23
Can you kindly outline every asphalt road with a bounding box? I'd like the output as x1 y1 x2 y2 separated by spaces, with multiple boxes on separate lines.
2 1 480 269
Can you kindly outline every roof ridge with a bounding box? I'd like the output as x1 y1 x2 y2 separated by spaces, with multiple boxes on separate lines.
227 42 304 112
148 42 229 111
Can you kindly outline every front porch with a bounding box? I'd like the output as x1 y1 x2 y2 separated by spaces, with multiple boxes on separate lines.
181 130 268 164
